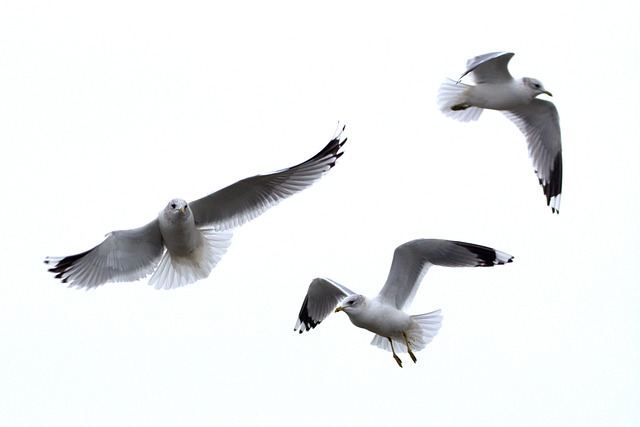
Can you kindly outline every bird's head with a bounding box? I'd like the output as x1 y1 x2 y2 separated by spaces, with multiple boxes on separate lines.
524 77 552 97
163 198 190 222
335 294 366 315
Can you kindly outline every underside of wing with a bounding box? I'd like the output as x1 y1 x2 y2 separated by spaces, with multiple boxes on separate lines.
377 239 513 310
190 127 346 230
294 277 354 333
44 220 164 289
503 99 563 213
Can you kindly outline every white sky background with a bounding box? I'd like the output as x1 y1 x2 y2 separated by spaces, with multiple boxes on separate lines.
1 1 638 426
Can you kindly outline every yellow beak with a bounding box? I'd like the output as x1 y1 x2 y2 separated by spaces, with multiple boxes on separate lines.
544 90 553 97
179 207 185 214
334 306 344 313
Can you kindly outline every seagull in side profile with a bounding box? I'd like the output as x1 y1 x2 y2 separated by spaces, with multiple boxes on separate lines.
294 239 513 367
45 126 346 290
438 51 563 213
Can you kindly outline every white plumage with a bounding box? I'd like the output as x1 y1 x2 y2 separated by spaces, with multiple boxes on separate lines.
45 127 346 289
295 239 513 367
438 52 563 213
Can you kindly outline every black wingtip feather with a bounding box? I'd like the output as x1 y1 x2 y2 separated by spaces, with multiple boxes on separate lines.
45 250 92 281
295 294 321 333
451 241 511 266
293 128 346 173
539 151 562 214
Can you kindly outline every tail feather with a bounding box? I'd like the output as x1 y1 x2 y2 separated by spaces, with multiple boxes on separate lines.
370 309 443 353
149 230 233 290
437 79 483 122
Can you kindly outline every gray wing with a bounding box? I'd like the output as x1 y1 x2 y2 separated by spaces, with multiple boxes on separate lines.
189 127 346 230
294 277 354 333
44 219 164 289
459 51 514 84
377 239 514 310
503 99 562 213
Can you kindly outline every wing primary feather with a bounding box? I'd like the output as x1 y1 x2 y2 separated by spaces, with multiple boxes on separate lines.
190 128 346 230
377 239 514 310
44 220 164 289
449 240 514 266
294 277 352 333
540 152 562 213
45 250 92 279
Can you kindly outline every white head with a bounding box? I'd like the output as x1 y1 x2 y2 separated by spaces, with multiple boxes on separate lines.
162 198 191 224
523 77 552 98
334 294 367 315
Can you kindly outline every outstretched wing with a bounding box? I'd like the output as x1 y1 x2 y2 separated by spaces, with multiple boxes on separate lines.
377 239 513 310
460 51 514 84
503 99 563 213
294 277 354 333
190 127 346 230
44 219 164 289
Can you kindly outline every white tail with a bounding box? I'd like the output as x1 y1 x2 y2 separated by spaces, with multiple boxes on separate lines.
370 309 443 353
149 229 233 290
437 79 483 122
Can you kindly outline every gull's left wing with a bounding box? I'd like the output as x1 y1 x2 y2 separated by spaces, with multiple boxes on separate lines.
503 100 563 213
294 277 354 333
460 51 514 84
377 239 514 310
190 127 346 231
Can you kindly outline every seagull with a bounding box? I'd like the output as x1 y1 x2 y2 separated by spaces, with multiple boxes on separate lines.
294 239 513 367
45 127 346 290
438 52 563 213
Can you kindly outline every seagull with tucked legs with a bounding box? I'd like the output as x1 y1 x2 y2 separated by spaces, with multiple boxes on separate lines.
438 52 562 213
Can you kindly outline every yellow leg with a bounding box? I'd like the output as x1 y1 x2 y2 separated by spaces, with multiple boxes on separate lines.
403 331 417 363
387 337 403 368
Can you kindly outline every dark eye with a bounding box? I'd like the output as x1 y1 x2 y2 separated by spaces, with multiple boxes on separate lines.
171 203 176 209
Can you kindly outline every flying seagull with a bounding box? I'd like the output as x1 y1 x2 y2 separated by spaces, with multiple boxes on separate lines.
45 127 346 290
294 239 513 367
438 51 563 213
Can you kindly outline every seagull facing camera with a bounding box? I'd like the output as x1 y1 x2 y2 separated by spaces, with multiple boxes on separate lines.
45 126 346 290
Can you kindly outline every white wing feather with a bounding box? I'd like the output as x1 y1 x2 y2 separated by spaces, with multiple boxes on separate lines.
190 128 346 231
44 220 164 289
503 99 563 213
